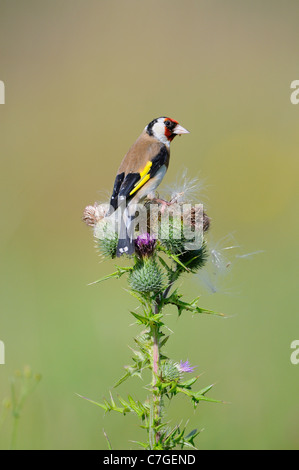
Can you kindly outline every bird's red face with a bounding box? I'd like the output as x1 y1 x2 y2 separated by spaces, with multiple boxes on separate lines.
146 117 189 145
163 117 189 142
164 118 179 141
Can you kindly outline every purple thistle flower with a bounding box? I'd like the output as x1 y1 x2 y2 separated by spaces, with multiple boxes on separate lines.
135 233 156 258
178 360 196 373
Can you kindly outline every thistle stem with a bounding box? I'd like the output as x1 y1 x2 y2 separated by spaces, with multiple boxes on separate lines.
149 301 162 448
152 327 159 380
152 301 160 382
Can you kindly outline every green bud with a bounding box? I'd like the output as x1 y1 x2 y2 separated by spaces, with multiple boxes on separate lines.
160 360 181 382
129 259 164 293
178 242 208 273
96 221 118 259
135 333 152 350
160 216 185 254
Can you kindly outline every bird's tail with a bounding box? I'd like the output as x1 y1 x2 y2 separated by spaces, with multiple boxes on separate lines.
116 233 135 257
116 213 135 257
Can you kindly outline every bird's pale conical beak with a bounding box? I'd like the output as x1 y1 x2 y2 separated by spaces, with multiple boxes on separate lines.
173 124 190 135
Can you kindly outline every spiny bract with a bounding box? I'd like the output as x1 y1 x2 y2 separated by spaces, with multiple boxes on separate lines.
97 221 118 259
160 216 186 254
128 260 165 293
160 360 181 382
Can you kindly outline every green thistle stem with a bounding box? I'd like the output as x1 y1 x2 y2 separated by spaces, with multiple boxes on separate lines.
152 325 159 379
150 301 162 447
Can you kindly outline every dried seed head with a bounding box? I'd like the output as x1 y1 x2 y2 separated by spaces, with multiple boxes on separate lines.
203 212 210 232
82 204 101 227
82 203 110 227
188 206 210 233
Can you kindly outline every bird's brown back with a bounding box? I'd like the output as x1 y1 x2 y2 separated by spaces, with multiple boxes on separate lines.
117 130 170 176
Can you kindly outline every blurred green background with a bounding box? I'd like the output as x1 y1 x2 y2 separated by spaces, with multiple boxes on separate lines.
0 0 298 450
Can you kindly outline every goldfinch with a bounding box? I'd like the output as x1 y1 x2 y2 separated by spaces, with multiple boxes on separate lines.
108 117 190 257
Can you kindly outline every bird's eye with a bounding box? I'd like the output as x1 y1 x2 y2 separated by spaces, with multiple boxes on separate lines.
165 120 171 128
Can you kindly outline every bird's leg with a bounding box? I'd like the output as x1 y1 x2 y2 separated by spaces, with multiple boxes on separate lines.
147 194 172 215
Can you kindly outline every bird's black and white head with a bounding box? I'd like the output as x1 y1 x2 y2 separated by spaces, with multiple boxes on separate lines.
146 117 189 146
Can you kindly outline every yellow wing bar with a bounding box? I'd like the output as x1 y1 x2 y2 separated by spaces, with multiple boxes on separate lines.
129 161 152 196
139 161 152 178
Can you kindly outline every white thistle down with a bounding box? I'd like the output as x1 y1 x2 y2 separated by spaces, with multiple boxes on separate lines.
162 168 207 204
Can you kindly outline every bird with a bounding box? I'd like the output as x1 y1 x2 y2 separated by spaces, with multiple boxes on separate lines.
108 116 190 257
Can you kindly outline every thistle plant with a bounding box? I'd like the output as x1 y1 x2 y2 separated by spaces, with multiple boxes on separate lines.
82 183 224 450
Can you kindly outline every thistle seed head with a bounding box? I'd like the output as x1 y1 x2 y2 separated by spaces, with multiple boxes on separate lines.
82 203 109 227
82 204 101 227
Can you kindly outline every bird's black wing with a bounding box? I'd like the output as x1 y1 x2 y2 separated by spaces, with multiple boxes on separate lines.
109 146 168 211
123 146 169 199
109 172 140 211
148 146 168 177
109 172 125 211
